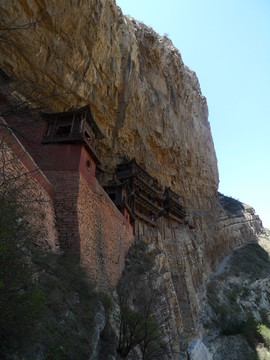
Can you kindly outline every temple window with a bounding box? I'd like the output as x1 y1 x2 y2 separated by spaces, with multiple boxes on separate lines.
56 124 72 137
84 130 91 140
86 159 91 171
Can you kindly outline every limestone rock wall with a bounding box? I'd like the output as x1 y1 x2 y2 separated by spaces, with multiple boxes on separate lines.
216 194 263 260
0 0 218 200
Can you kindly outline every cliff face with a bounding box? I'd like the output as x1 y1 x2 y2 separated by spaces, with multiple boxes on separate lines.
0 0 218 197
0 0 264 356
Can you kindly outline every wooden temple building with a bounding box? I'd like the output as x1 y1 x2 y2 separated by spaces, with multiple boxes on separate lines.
104 158 186 227
117 158 164 226
30 105 106 190
42 105 103 165
104 158 163 227
164 187 186 222
103 177 135 231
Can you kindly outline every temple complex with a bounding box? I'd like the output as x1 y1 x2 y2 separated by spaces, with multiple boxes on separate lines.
1 97 187 286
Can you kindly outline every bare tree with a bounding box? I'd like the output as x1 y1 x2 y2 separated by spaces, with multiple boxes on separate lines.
116 280 171 359
115 240 173 359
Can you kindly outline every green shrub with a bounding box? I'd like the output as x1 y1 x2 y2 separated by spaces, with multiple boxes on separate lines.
260 308 270 327
257 324 270 348
0 198 47 354
241 314 261 348
240 286 251 299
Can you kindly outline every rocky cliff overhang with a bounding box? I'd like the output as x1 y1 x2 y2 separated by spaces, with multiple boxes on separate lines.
0 0 218 212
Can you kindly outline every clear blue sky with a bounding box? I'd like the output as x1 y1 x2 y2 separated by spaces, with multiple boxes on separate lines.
116 0 270 228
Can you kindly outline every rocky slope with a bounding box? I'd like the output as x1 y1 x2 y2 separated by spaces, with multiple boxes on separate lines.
0 0 265 358
195 229 270 360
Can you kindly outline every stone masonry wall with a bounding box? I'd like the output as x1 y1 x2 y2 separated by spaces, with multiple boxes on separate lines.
44 170 81 252
45 169 134 289
0 119 59 251
78 174 134 288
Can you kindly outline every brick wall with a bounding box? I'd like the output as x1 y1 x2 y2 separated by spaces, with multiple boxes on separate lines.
44 170 81 253
78 175 134 288
45 169 134 288
0 118 59 251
